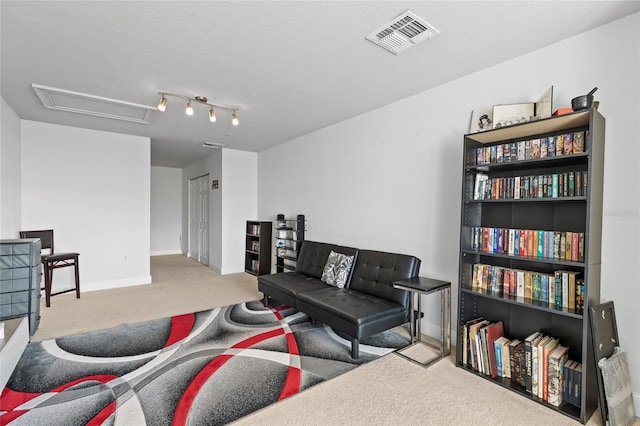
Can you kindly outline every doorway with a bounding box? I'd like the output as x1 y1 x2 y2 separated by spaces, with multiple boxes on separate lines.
188 174 209 265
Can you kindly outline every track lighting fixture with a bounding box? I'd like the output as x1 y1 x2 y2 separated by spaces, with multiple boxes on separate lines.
157 96 168 112
156 92 240 125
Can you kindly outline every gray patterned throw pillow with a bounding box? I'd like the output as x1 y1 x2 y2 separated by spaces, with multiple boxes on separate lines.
321 251 354 288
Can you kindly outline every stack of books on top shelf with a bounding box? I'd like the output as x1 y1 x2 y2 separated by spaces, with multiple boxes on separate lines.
461 319 582 408
476 130 586 165
249 224 260 235
470 226 585 262
471 263 584 313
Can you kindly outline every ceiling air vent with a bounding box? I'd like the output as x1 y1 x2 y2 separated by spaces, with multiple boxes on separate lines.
202 142 226 149
366 10 440 55
32 84 156 124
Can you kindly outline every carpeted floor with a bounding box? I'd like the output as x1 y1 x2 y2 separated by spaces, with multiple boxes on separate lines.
1 301 409 425
3 255 608 425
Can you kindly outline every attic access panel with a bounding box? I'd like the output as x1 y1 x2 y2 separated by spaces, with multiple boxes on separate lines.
32 84 156 124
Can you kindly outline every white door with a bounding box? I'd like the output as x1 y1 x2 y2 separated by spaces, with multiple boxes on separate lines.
188 175 209 265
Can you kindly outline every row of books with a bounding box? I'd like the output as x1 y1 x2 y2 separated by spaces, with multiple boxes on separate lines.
473 171 588 200
471 263 585 312
248 259 260 274
248 224 261 235
476 130 587 165
461 319 582 407
249 240 260 251
470 227 585 263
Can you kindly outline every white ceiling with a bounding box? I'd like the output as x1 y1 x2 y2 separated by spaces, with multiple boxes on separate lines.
2 1 639 168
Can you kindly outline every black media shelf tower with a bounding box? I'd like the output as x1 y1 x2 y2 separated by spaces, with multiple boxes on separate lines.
274 214 306 273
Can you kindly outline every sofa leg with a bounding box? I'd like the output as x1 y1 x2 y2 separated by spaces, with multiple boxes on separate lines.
263 296 269 308
351 338 360 359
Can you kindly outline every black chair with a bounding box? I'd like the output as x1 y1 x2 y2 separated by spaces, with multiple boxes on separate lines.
19 229 80 307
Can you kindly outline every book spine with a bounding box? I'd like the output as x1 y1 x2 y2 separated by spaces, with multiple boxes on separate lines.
532 342 539 396
568 272 576 311
495 340 503 377
562 272 569 308
554 272 562 307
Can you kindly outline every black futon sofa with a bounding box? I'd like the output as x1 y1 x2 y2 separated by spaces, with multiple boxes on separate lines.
258 240 421 358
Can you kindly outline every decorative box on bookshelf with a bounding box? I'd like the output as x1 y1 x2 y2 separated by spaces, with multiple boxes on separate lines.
244 221 272 276
456 109 604 424
274 214 305 273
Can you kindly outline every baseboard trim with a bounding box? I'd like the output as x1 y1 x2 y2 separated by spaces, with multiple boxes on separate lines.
151 250 182 256
82 275 153 292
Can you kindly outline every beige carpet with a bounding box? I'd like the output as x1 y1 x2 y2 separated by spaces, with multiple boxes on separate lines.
31 255 602 425
31 254 261 342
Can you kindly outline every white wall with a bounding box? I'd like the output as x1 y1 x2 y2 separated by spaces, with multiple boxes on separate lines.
182 148 257 274
204 150 223 272
150 166 182 255
0 97 22 238
258 13 640 409
221 148 258 274
21 121 151 292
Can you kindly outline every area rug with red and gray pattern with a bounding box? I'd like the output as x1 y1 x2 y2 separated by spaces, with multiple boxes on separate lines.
0 301 409 425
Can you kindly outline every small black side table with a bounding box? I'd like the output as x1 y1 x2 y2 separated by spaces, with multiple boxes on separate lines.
393 276 451 367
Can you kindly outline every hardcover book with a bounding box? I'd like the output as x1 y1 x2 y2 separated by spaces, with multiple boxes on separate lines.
469 319 490 370
542 338 560 401
496 336 511 378
524 331 542 393
516 270 525 298
563 133 573 155
485 321 505 378
547 136 556 156
555 135 564 156
535 335 552 398
518 141 526 160
573 131 585 153
509 339 522 383
531 138 540 159
548 344 569 407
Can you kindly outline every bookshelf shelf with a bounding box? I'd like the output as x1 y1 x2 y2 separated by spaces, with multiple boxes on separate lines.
274 214 305 273
244 221 272 276
459 364 583 419
460 287 584 319
456 108 605 424
461 249 586 267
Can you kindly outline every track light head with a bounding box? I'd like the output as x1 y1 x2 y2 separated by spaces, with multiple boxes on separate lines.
232 111 239 126
209 108 217 122
157 96 168 112
186 100 194 116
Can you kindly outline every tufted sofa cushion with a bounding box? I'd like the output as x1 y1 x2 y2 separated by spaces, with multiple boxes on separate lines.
295 241 358 279
348 249 421 309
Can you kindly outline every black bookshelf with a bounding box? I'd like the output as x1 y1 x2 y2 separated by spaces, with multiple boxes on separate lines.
274 214 305 272
456 109 605 424
244 221 272 276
